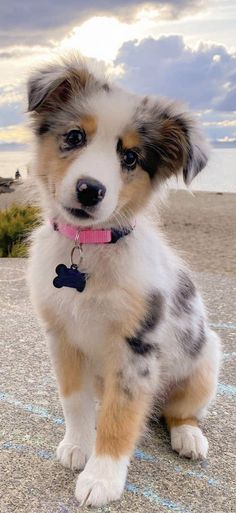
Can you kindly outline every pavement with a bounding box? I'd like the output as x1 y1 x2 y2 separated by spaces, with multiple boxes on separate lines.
0 258 235 513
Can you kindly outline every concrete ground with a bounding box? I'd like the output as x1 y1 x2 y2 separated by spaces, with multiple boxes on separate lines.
0 258 235 513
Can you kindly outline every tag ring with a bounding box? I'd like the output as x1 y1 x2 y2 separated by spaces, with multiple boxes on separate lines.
71 244 83 268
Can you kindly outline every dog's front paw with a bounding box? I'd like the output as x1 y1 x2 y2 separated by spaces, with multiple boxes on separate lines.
171 425 208 460
75 454 128 507
57 440 91 470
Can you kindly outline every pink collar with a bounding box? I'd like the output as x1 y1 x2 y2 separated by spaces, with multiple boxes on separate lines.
51 220 134 244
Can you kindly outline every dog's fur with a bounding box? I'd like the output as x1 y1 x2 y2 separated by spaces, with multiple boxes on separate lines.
27 56 221 507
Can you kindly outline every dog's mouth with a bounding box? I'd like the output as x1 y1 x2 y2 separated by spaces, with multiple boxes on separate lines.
64 207 92 220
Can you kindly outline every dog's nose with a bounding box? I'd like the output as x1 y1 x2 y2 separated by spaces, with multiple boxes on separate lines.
76 178 106 207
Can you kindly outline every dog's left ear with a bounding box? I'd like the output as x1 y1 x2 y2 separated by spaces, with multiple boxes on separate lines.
139 99 209 185
164 107 209 185
178 113 210 185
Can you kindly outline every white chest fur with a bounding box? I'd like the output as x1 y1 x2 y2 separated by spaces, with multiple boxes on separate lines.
28 217 177 366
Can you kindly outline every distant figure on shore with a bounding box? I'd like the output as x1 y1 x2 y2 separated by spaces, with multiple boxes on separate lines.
15 169 21 180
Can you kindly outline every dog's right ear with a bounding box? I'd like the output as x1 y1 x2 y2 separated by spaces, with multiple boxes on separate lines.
27 60 91 113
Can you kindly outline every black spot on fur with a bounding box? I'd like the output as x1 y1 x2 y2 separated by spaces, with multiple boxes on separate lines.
140 145 161 179
102 83 110 92
122 384 134 400
194 320 206 354
116 370 134 399
138 127 184 182
141 292 165 331
155 344 161 359
139 367 150 377
183 145 193 183
176 320 206 357
126 336 155 356
135 108 194 183
172 271 196 316
37 122 50 136
126 291 165 356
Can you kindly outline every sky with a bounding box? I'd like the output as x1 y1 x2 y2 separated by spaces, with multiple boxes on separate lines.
0 0 236 150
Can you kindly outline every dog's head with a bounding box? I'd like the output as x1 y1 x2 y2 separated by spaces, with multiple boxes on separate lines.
28 56 209 226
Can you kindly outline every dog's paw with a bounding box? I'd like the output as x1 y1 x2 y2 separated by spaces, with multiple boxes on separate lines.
171 425 208 460
57 440 90 470
75 454 128 507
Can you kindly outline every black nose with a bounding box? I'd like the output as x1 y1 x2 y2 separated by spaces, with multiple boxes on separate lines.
76 178 106 207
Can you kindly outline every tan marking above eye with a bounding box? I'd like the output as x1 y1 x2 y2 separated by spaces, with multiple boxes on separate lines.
122 130 140 149
80 114 97 137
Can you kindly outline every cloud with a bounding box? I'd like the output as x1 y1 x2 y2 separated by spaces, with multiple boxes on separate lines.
0 104 24 128
215 87 236 111
0 1 206 46
0 46 47 59
116 36 236 112
0 124 31 144
203 119 236 127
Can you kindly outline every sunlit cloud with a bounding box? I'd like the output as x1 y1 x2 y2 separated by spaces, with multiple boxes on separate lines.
59 17 131 61
0 87 24 107
203 120 236 127
58 13 159 62
0 125 31 144
0 1 236 146
116 35 236 112
217 136 236 142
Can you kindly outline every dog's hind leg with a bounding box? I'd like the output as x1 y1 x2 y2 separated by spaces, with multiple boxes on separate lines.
47 328 96 470
163 330 221 460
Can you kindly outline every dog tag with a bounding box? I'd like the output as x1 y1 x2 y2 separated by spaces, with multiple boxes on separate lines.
53 263 87 292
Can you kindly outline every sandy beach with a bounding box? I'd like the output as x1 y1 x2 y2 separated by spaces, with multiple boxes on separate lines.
161 190 236 276
0 184 235 276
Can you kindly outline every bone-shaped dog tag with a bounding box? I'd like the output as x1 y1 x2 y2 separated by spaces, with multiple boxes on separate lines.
53 263 87 292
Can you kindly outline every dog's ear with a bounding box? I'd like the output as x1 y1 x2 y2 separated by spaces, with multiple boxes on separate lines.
27 60 92 113
138 99 209 185
176 113 210 185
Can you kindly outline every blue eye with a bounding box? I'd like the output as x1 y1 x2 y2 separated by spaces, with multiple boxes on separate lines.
65 128 86 148
123 149 138 169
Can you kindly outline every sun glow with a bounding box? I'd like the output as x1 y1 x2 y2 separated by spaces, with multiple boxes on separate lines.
59 16 133 62
59 13 158 62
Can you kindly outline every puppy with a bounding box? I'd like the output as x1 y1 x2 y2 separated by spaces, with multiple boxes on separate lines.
27 56 221 507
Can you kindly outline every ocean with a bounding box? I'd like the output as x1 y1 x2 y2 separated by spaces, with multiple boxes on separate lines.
0 148 235 193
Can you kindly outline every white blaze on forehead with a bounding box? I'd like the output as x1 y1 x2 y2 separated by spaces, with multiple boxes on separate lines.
88 87 140 139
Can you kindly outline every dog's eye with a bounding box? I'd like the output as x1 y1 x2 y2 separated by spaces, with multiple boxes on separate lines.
123 149 138 170
65 129 86 148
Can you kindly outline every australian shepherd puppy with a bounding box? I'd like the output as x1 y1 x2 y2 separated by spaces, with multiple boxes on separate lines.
27 56 221 507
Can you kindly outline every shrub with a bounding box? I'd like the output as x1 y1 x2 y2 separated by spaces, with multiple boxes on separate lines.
0 205 41 257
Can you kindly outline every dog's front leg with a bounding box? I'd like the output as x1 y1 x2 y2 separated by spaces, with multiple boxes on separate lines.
48 331 96 470
75 370 150 507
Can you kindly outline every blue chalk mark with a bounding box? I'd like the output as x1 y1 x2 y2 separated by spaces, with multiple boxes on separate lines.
134 449 156 462
0 392 64 425
2 442 55 461
126 483 191 513
218 383 236 396
184 470 218 486
36 448 55 460
2 442 27 453
2 438 219 489
134 450 219 487
2 442 190 512
0 390 223 488
210 322 236 330
57 505 69 513
207 478 219 486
